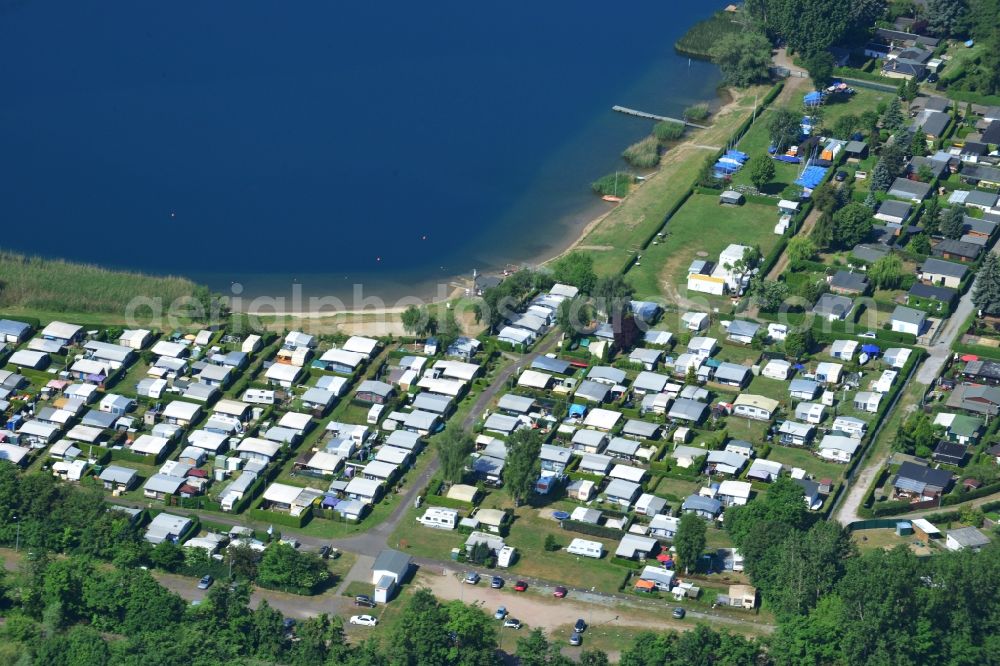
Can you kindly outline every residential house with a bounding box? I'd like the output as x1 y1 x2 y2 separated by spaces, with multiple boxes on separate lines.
946 527 991 552
727 320 759 345
714 362 750 388
829 271 870 295
933 239 981 263
893 461 954 500
747 458 783 482
875 200 912 225
832 416 867 438
732 394 778 421
668 398 707 424
355 380 395 405
932 440 967 466
778 421 815 446
920 258 968 288
907 282 956 310
831 339 859 361
0 319 31 344
41 321 83 346
817 434 861 463
707 450 748 476
763 359 792 380
717 480 752 507
854 391 883 413
890 306 926 336
264 363 301 388
950 384 1000 416
604 478 641 508
789 378 820 401
888 177 932 202
99 465 138 492
629 348 662 371
813 294 854 321
682 494 722 520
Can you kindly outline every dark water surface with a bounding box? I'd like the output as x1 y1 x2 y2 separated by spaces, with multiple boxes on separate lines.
0 0 724 302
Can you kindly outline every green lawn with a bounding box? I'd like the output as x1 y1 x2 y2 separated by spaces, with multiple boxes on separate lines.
765 444 846 481
652 477 701 502
746 375 792 405
729 117 801 194
819 87 891 129
626 194 782 302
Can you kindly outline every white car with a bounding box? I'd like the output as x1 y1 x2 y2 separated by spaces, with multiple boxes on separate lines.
350 614 378 627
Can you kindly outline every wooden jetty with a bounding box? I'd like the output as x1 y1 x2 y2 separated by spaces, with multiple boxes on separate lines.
612 105 708 129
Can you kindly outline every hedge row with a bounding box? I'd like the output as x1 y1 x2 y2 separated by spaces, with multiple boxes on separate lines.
941 481 1000 506
561 518 627 541
249 501 313 529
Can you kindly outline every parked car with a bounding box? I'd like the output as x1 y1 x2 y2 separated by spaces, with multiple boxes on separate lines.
464 572 480 585
491 576 504 589
494 606 507 620
282 618 296 637
834 170 848 182
574 619 587 633
318 545 332 559
569 632 582 646
553 586 568 598
197 575 213 590
514 580 528 592
672 607 686 619
350 615 378 627
859 331 877 339
503 618 522 629
355 595 376 608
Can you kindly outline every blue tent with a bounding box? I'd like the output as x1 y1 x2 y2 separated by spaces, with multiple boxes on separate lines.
569 403 587 419
861 344 881 354
804 91 823 107
725 150 749 162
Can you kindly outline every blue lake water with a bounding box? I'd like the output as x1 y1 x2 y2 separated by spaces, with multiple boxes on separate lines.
0 0 724 303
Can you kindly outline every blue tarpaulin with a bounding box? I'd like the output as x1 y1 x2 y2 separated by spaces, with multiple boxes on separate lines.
775 155 801 163
795 165 828 189
725 150 749 162
569 404 587 418
804 91 823 107
861 344 881 354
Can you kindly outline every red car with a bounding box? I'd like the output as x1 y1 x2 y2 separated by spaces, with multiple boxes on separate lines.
553 586 568 598
514 581 528 592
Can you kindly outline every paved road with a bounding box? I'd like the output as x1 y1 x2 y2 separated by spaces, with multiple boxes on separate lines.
833 355 924 525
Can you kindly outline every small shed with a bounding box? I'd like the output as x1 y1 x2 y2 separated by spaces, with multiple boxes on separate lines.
720 190 744 206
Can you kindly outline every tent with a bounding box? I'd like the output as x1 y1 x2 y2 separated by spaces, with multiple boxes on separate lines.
861 344 881 355
634 579 656 591
804 91 823 107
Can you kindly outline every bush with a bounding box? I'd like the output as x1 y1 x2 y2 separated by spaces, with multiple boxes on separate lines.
653 121 685 141
622 136 661 168
684 103 710 122
591 172 635 197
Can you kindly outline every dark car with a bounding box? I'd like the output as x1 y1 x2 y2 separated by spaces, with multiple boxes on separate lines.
553 586 568 598
569 632 582 646
197 575 213 590
574 618 587 633
928 72 939 83
834 170 848 182
355 595 376 608
282 618 296 636
491 576 504 589
514 580 528 592
318 545 332 559
672 607 686 619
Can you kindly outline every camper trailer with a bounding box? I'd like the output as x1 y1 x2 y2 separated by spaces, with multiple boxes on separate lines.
497 546 517 568
565 538 604 559
416 507 458 530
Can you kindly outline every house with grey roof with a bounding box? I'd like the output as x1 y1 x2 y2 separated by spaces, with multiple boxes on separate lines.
622 419 660 440
890 306 926 337
888 177 932 202
632 371 668 395
713 362 750 388
726 320 760 345
575 380 610 404
682 494 722 520
829 270 869 295
668 399 707 424
812 293 854 321
0 319 31 344
852 243 889 263
920 257 968 288
874 199 912 226
933 238 982 262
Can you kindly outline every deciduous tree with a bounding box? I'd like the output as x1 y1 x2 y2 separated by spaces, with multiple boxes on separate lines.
746 154 776 191
674 512 707 574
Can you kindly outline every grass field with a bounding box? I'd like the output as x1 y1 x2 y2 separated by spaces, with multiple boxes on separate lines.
572 84 772 280
626 194 781 301
765 444 846 481
0 251 209 318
